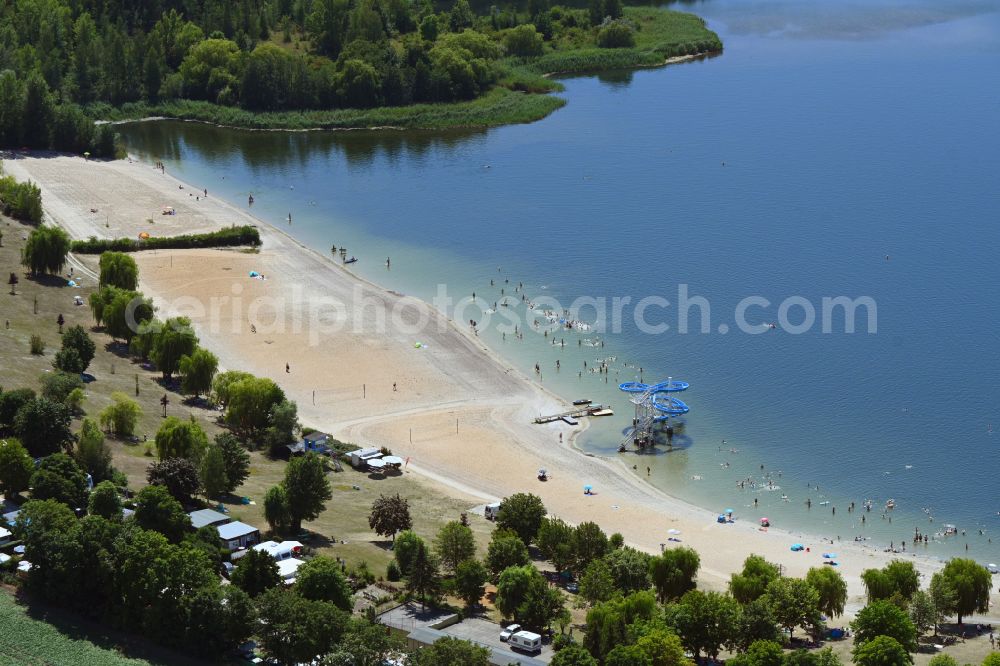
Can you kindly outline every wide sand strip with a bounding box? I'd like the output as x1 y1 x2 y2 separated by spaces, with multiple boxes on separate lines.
8 152 979 613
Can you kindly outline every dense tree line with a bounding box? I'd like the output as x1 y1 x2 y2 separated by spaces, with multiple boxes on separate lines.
0 0 719 149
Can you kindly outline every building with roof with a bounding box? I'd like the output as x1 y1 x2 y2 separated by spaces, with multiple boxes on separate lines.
276 558 306 584
189 508 231 530
217 521 260 552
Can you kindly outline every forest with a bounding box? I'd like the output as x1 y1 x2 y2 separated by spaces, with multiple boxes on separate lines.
0 0 721 143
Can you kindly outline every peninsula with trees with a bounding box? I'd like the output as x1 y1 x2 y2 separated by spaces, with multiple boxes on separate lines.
0 0 721 144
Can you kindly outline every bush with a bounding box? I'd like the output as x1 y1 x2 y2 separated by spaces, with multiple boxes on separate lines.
597 20 636 48
29 334 45 355
0 176 43 224
71 225 261 254
387 559 402 582
41 371 84 404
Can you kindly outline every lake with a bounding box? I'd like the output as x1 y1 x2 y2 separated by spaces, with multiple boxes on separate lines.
119 0 1000 561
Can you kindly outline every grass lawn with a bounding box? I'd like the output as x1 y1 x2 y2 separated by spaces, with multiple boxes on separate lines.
0 589 211 666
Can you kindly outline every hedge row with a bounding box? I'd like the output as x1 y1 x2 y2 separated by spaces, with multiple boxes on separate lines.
71 225 261 254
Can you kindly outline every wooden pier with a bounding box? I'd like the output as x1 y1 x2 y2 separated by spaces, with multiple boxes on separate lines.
534 404 613 424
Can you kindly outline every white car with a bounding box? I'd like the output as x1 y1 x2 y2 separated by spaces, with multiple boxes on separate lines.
500 624 522 642
987 563 999 574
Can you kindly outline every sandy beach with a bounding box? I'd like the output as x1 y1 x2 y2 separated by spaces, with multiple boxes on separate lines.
6 152 995 617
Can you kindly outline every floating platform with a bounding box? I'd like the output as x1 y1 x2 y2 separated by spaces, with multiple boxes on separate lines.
534 404 608 424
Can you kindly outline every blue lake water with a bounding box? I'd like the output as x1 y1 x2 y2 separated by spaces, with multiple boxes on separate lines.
119 0 1000 560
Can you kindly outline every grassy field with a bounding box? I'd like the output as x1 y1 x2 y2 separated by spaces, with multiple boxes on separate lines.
0 215 495 577
0 590 210 666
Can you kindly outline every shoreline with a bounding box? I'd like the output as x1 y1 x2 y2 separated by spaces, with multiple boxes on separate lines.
8 152 993 616
96 50 718 135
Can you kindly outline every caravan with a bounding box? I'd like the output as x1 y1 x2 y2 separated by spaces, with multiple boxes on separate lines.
485 502 502 521
508 630 542 654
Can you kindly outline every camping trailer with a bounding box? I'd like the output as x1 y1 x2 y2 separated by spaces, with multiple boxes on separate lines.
485 502 502 521
349 447 383 468
509 630 542 654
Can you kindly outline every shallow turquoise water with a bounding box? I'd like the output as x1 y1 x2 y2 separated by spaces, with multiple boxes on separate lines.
119 0 1000 561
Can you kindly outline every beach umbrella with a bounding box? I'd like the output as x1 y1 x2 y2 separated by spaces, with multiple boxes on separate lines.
667 528 681 535
759 517 769 524
724 508 734 514
138 231 150 239
583 484 593 492
249 271 260 277
822 553 837 559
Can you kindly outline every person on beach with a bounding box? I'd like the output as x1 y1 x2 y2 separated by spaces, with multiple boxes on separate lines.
285 363 290 373
288 213 292 224
393 382 397 392
249 193 254 206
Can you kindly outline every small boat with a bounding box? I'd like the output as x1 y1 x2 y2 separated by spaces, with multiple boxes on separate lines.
591 409 614 417
573 399 592 406
344 257 358 264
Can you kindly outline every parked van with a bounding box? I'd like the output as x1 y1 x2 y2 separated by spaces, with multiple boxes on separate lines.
485 502 502 521
509 630 542 654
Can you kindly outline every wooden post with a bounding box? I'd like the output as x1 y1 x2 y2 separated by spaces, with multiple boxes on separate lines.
363 383 366 399
135 374 139 396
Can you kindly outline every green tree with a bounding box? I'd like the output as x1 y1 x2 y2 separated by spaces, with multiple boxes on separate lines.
31 453 88 507
909 590 937 637
419 14 439 41
199 444 228 498
806 566 847 618
851 600 918 654
178 38 243 101
58 325 96 373
41 371 84 404
650 546 700 603
434 520 476 573
407 540 441 609
321 618 407 665
605 546 652 594
853 635 912 666
22 71 53 149
102 289 153 342
503 24 544 57
583 591 659 661
256 588 350 664
496 492 546 544
669 590 740 659
606 645 653 666
155 416 208 461
927 655 958 666
263 399 300 455
225 375 285 439
212 369 254 407
597 19 634 48
574 521 610 572
861 560 920 603
15 397 73 457
296 556 352 610
263 484 291 532
75 417 112 481
455 558 488 609
730 555 781 604
929 572 957 632
982 655 1000 666
935 558 991 624
634 625 694 666
0 437 34 496
133 483 190 542
284 453 332 532
0 389 36 428
98 252 139 290
215 433 250 493
486 528 531 578
179 347 218 397
551 645 599 666
580 558 616 605
87 480 122 519
147 456 203 501
496 564 566 632
449 0 475 31
763 577 820 641
22 225 71 276
151 317 199 380
735 598 782 650
731 640 784 666
232 547 281 597
99 391 142 437
368 492 412 542
394 530 425 575
537 516 576 572
412 636 490 666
